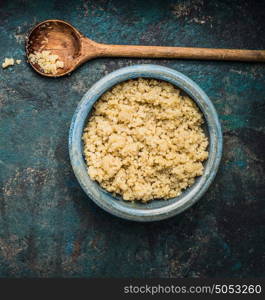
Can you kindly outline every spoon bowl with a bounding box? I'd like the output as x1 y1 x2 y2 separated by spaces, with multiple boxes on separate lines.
26 20 90 77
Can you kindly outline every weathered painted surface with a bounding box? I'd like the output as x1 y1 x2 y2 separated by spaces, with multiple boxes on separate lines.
0 0 264 277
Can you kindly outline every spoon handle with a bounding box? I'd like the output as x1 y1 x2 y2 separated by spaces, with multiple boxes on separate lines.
97 43 265 62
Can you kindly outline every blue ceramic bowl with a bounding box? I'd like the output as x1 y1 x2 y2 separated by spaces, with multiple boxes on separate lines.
69 65 222 222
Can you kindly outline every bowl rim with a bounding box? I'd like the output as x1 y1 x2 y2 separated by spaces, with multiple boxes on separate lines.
69 64 223 222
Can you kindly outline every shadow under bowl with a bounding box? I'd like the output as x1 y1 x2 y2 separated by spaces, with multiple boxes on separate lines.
69 64 222 222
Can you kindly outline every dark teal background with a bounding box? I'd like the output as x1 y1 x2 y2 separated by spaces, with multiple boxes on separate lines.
0 0 264 277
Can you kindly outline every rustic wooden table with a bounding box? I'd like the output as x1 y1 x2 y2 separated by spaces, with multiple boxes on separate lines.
0 0 264 277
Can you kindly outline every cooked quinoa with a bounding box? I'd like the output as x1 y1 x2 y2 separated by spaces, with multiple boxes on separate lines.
82 78 209 202
28 51 64 74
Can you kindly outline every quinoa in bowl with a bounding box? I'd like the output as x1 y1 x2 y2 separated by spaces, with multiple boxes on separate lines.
69 65 222 221
82 78 208 202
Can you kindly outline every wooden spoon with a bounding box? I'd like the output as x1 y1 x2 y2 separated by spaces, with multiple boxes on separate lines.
26 19 265 77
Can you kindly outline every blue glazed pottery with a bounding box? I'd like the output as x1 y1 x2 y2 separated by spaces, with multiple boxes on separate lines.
69 64 222 222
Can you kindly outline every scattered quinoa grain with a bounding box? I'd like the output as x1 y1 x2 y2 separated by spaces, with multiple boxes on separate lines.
2 58 15 68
